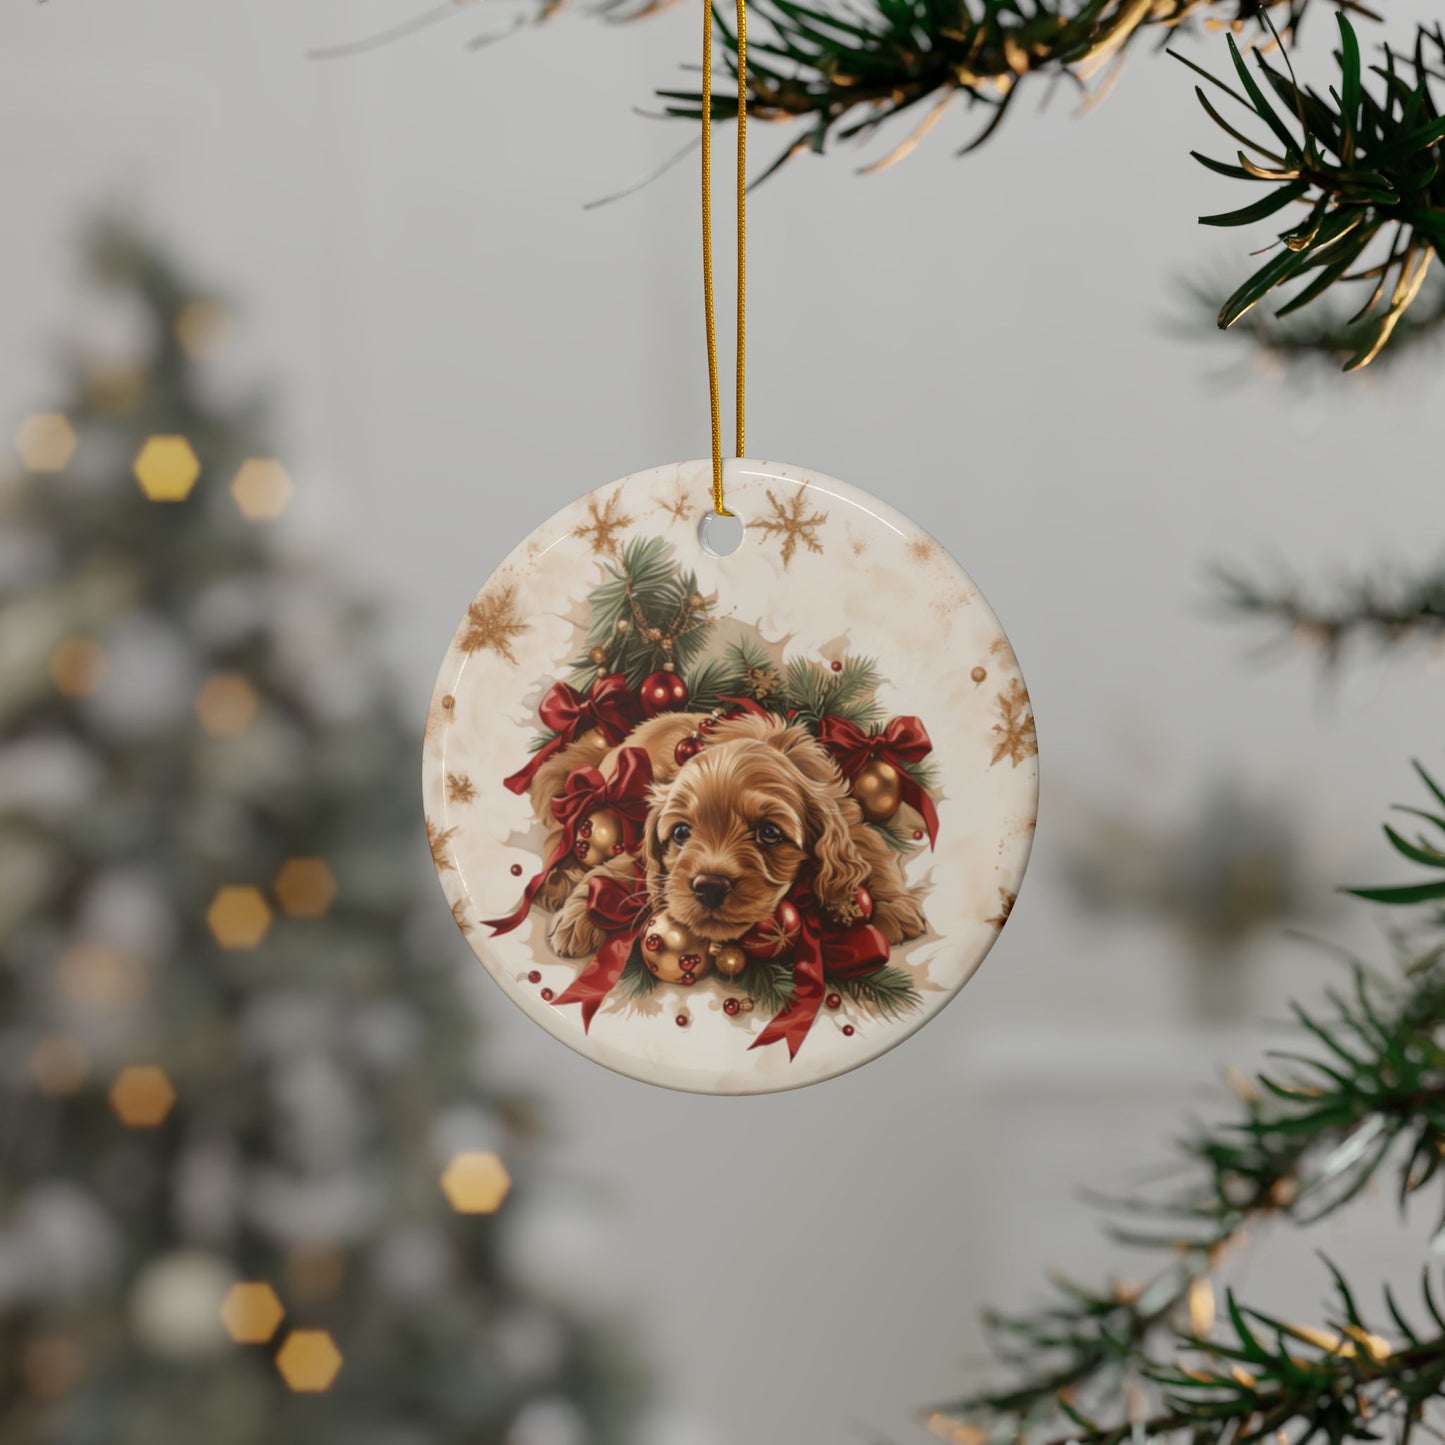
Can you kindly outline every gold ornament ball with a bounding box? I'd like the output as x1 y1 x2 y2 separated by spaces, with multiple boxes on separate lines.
714 943 747 979
641 912 710 984
588 645 608 666
852 760 902 823
615 619 630 635
574 809 625 866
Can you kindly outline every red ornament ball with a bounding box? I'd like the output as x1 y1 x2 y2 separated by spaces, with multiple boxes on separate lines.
674 735 704 766
527 970 542 984
639 670 689 718
842 1024 855 1037
675 1013 689 1028
723 997 741 1017
645 933 663 952
541 987 555 1002
830 660 843 672
853 887 873 922
510 863 523 876
740 899 803 959
826 993 842 1010
913 830 924 842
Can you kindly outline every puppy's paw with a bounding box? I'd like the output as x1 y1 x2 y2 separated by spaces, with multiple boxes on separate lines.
532 862 581 913
549 890 603 958
873 889 928 944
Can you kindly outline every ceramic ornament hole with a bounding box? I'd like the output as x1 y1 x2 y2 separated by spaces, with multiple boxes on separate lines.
698 510 744 558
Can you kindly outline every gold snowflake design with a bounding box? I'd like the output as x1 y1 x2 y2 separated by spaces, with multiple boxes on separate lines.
986 888 1016 929
745 663 780 699
573 491 634 558
655 481 691 525
460 584 526 664
990 678 1037 769
446 773 476 804
426 818 457 873
750 487 827 568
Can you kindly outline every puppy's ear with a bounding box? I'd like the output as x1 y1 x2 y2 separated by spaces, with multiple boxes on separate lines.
807 788 871 917
642 793 671 909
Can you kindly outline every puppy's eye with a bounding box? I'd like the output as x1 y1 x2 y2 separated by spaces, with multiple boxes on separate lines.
755 821 785 848
668 823 692 846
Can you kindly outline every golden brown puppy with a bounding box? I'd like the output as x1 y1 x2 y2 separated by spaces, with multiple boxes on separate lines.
549 714 927 958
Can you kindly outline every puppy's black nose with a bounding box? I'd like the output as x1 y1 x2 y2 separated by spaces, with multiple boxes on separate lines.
691 873 733 909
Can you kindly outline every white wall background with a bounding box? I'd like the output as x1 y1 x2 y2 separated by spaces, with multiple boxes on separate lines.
4 3 1444 1441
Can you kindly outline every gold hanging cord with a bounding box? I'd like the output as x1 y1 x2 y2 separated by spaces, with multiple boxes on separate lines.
700 0 746 516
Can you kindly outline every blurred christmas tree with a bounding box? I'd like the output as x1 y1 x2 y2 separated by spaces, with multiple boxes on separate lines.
0 220 641 1445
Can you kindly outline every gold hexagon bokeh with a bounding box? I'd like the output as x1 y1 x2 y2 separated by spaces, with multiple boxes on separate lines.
47 638 107 699
59 940 145 1009
133 436 200 503
29 1036 89 1096
205 886 273 950
274 1329 343 1393
439 1151 512 1215
21 1334 85 1400
285 1244 347 1302
109 1065 176 1128
16 413 77 473
219 1282 285 1345
230 459 294 522
174 300 231 360
84 362 146 417
194 674 260 738
274 859 337 920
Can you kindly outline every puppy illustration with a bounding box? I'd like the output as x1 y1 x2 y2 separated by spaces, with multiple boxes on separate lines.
549 714 926 958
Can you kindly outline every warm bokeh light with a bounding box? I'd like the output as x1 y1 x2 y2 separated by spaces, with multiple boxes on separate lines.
108 1065 177 1127
1188 1275 1216 1336
219 1282 285 1345
174 300 231 360
230 459 293 521
439 1151 512 1215
924 1415 988 1445
15 412 77 473
29 1036 89 1096
133 435 200 502
20 1335 84 1400
84 362 146 417
205 886 273 949
194 674 260 738
59 940 145 1008
285 1244 347 1302
274 858 337 919
47 638 107 698
274 1329 343 1393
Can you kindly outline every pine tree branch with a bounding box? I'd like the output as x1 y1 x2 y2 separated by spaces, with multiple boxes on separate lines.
926 780 1445 1445
658 0 1347 167
1182 269 1445 379
1184 15 1445 371
1217 562 1445 660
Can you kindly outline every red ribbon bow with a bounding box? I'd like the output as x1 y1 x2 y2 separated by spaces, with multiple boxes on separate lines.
549 862 652 1031
816 714 940 849
503 673 643 796
749 879 893 1060
485 748 654 936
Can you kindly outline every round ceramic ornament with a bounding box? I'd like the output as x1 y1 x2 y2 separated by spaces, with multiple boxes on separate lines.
423 458 1037 1095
